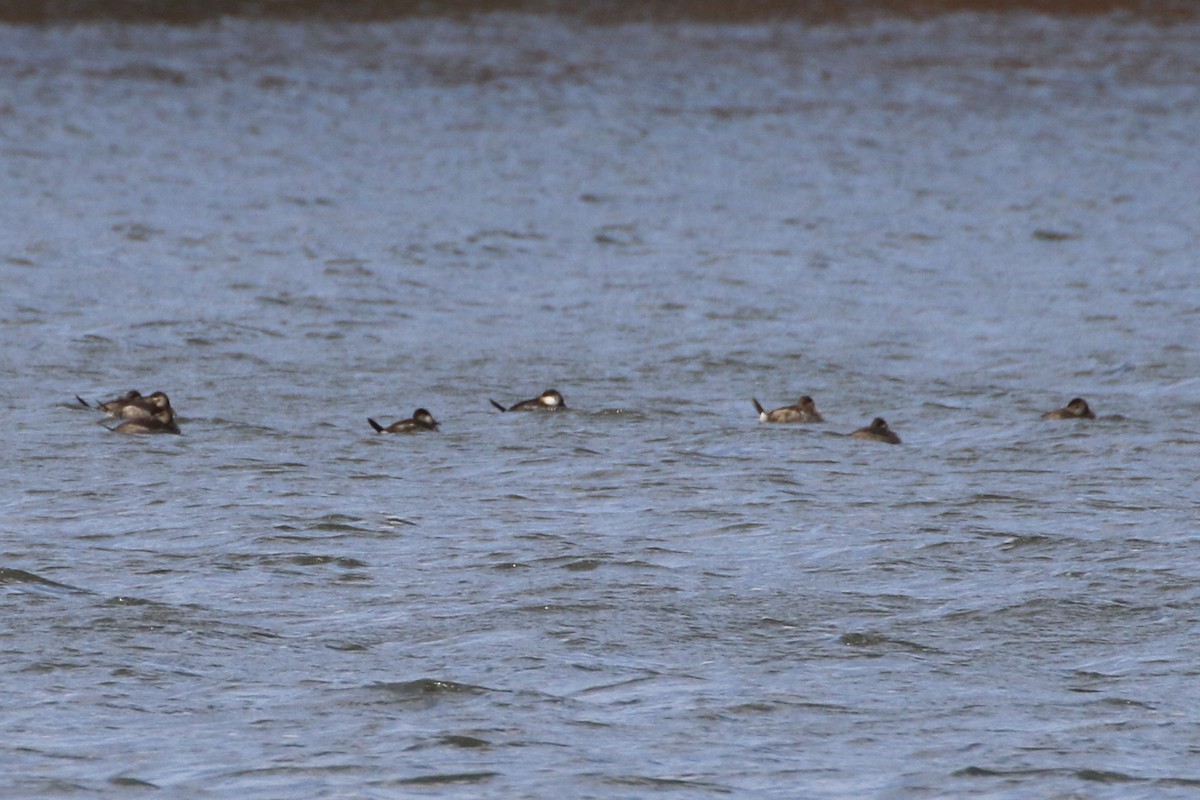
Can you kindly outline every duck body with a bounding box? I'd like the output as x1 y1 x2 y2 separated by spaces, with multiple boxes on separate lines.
850 417 901 444
368 408 440 433
752 396 823 423
77 389 139 415
490 390 567 412
78 389 172 419
114 391 172 420
113 408 181 435
1042 397 1095 420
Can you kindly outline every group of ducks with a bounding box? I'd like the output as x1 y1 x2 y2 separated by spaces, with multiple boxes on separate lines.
751 394 1094 444
76 387 1096 443
365 389 567 433
750 396 904 444
363 389 1096 445
76 389 181 434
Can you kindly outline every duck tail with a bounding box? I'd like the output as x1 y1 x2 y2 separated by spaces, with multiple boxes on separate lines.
367 418 384 433
489 399 507 412
76 395 93 408
752 397 766 415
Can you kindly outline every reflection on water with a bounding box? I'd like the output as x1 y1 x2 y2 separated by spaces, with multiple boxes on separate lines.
3 7 1200 799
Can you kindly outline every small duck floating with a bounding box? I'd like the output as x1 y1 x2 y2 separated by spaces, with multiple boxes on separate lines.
490 389 567 412
368 408 440 433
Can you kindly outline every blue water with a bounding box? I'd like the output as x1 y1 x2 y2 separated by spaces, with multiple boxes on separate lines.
2 10 1199 798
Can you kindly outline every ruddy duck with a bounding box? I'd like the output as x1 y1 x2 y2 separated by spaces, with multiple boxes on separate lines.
752 395 823 423
115 391 172 419
490 389 567 412
78 389 171 419
113 408 181 435
368 408 439 433
77 389 140 414
850 417 901 444
1042 397 1095 420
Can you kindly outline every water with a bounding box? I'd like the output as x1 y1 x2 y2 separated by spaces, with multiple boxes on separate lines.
3 8 1200 798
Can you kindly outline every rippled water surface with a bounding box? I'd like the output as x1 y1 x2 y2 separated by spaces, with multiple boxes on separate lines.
3 9 1200 798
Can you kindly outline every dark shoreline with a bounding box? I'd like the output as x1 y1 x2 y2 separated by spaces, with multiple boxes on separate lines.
2 0 1196 24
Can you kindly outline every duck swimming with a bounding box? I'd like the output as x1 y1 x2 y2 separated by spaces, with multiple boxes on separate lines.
489 389 567 412
752 395 823 423
850 417 901 444
115 391 172 420
77 389 140 415
78 389 172 419
368 408 440 433
113 408 181 435
1042 397 1095 420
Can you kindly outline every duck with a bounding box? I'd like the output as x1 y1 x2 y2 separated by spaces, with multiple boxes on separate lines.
78 389 172 419
368 408 440 433
114 391 172 419
113 408 181 435
1042 397 1095 420
752 395 823 423
77 389 140 415
850 417 901 444
489 389 567 412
